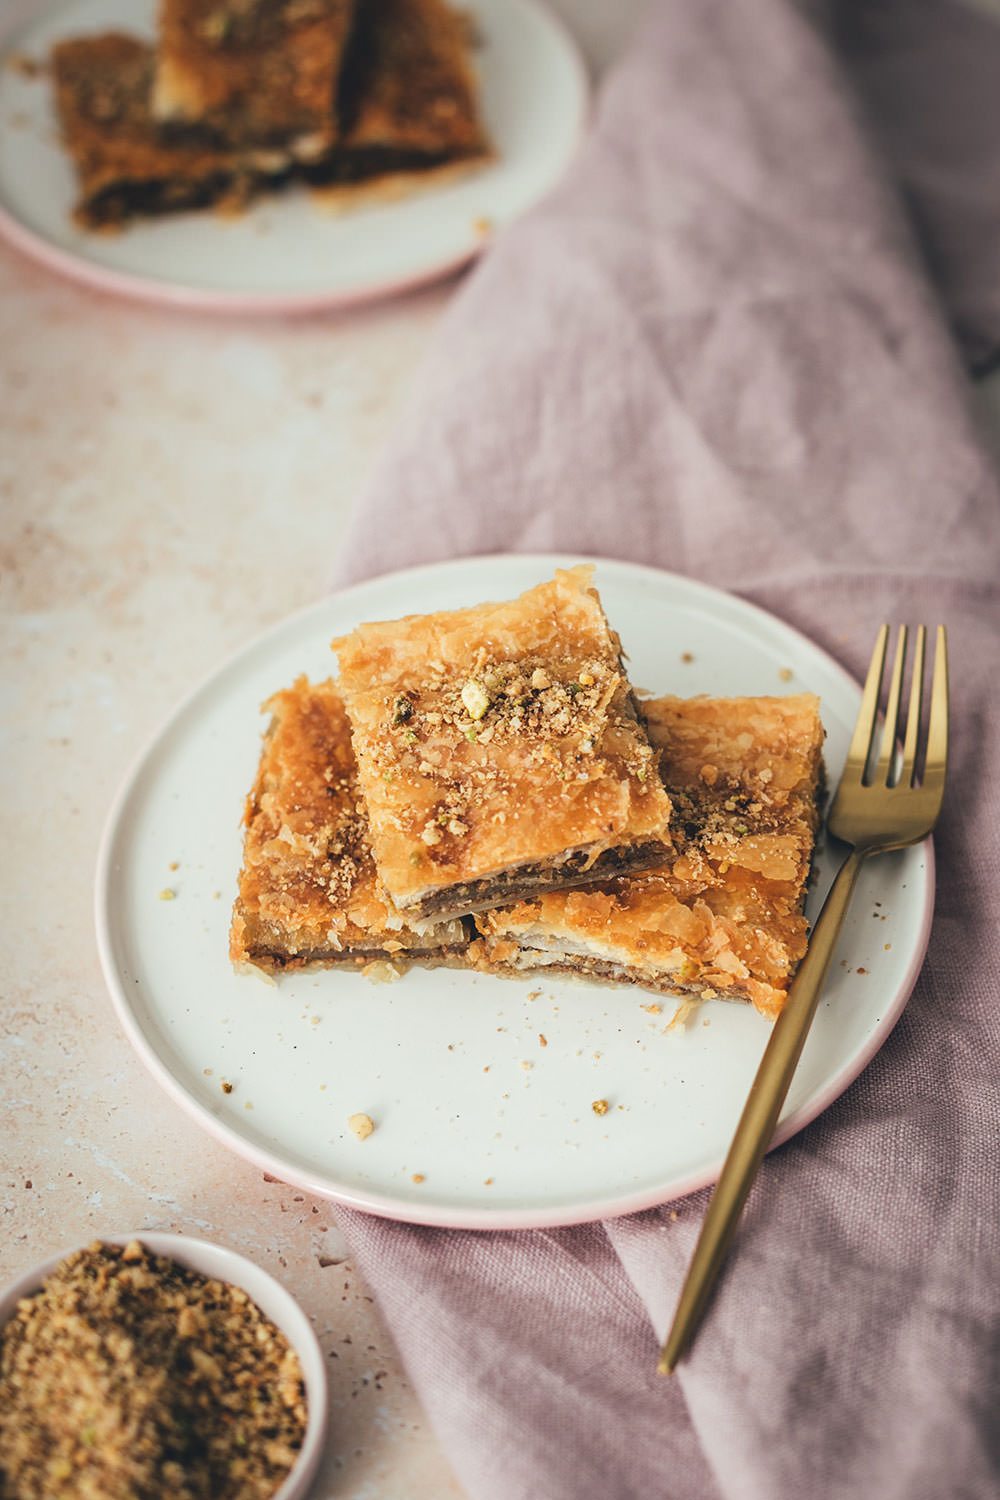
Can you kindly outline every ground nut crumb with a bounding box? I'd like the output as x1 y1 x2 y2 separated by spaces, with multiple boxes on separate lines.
0 1239 307 1500
591 1099 609 1116
348 1113 375 1140
4 52 45 78
461 679 491 720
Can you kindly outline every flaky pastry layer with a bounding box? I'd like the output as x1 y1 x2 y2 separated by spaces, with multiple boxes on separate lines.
302 0 493 198
50 33 279 228
470 694 826 1019
50 0 491 230
332 567 674 919
229 676 466 974
339 0 489 157
153 0 357 158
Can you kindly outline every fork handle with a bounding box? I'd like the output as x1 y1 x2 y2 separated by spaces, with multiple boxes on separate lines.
658 845 867 1375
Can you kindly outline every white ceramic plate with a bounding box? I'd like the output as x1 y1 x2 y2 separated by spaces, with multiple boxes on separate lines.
0 1231 327 1500
95 555 935 1230
0 0 587 311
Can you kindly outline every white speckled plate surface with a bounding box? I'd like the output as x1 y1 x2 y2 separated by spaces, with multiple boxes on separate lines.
0 0 588 310
95 555 935 1229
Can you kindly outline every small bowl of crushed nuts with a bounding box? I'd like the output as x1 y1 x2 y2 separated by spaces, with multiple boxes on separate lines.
0 1232 327 1500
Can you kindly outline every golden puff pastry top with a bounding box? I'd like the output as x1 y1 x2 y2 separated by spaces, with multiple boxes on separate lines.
230 675 462 966
332 567 673 908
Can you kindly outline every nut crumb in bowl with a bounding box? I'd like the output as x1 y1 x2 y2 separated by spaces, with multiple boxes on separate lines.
0 1233 327 1500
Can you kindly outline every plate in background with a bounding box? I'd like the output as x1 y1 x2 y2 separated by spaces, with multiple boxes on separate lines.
95 554 935 1229
0 0 588 311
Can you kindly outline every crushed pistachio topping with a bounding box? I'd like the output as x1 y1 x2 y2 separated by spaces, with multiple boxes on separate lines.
357 652 668 882
316 771 368 905
0 1240 306 1500
374 655 655 777
669 780 779 850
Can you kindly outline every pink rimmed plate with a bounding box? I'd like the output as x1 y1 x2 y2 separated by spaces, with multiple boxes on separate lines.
0 0 588 312
95 555 934 1229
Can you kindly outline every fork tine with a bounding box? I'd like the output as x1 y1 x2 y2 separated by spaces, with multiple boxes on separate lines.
924 625 949 788
874 625 908 784
898 625 926 787
845 624 889 776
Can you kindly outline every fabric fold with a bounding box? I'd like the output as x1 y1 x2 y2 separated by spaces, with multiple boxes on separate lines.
835 0 1000 371
326 1 1000 1496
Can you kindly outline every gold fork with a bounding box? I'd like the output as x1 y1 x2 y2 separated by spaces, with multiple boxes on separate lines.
658 624 949 1375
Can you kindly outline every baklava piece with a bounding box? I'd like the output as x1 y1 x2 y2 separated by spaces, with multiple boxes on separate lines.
152 0 357 164
331 567 674 922
230 677 467 975
50 33 276 229
470 695 826 1020
304 0 492 194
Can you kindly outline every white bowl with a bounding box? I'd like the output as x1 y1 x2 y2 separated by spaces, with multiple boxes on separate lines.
0 1231 328 1500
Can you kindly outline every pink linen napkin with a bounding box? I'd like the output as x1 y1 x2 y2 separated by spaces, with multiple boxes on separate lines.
834 0 1000 372
327 2 1000 1497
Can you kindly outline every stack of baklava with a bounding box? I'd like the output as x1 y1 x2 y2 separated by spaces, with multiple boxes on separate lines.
230 567 826 1021
50 0 492 229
